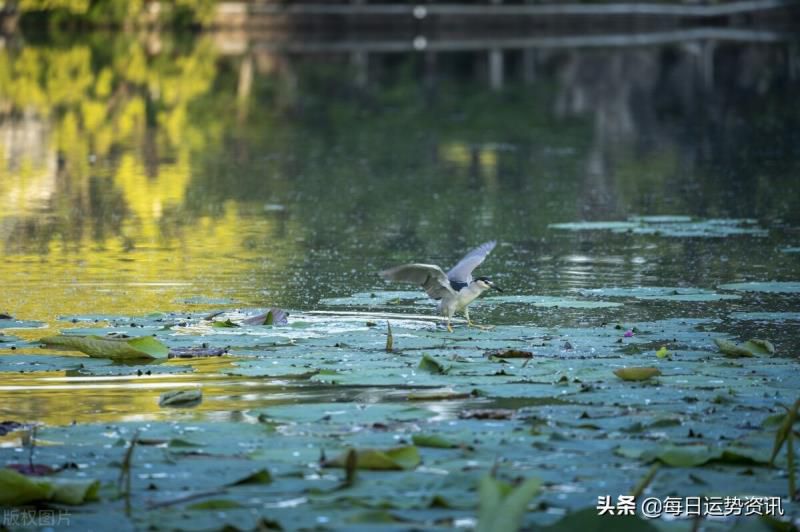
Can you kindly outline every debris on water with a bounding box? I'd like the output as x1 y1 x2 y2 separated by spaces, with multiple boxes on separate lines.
485 349 533 359
0 421 24 436
459 409 515 420
168 346 227 359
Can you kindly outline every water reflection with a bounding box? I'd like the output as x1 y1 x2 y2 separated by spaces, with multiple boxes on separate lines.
1 30 799 326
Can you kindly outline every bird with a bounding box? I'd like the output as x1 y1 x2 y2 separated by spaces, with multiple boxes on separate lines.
379 241 502 332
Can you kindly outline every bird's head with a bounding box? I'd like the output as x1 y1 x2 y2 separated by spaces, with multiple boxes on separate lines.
473 277 503 292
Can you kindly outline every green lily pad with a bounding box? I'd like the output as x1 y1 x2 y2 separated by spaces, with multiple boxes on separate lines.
346 510 410 523
715 339 755 358
581 286 740 302
418 354 448 374
714 338 774 358
487 295 622 309
411 434 460 449
641 445 769 467
613 367 661 381
228 469 272 486
548 221 640 231
0 469 100 505
323 446 421 471
187 499 244 510
719 281 800 293
740 339 775 355
549 218 766 237
730 312 800 321
39 334 169 361
319 291 426 307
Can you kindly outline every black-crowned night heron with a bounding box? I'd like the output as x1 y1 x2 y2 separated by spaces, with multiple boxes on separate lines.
379 241 502 332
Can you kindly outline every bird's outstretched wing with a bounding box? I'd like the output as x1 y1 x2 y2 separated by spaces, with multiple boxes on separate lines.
380 264 455 301
447 241 497 284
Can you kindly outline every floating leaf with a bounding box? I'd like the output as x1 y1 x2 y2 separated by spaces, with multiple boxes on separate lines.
581 286 739 302
347 510 408 523
650 446 717 467
542 507 659 531
550 218 766 238
187 499 244 510
614 367 661 381
730 311 800 322
168 346 226 359
429 494 456 508
714 338 774 358
319 291 423 306
212 319 239 328
488 295 622 308
159 389 203 408
168 438 202 448
412 434 459 449
486 349 532 359
663 446 765 467
477 475 542 532
718 281 800 294
460 409 515 420
740 339 775 355
323 446 421 471
228 468 272 486
714 339 754 358
655 346 670 359
0 469 99 505
622 418 682 433
418 354 448 374
549 221 639 231
40 335 168 361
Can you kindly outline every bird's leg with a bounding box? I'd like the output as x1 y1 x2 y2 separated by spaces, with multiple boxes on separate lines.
465 307 494 330
446 316 454 333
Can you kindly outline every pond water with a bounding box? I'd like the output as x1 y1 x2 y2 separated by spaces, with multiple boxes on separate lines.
1 30 799 529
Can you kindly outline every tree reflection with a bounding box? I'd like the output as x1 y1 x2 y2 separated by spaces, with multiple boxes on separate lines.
0 31 798 319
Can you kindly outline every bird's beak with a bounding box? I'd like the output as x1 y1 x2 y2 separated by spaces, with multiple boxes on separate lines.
492 283 504 292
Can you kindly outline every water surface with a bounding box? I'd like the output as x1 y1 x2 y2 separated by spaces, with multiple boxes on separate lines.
1 31 799 421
